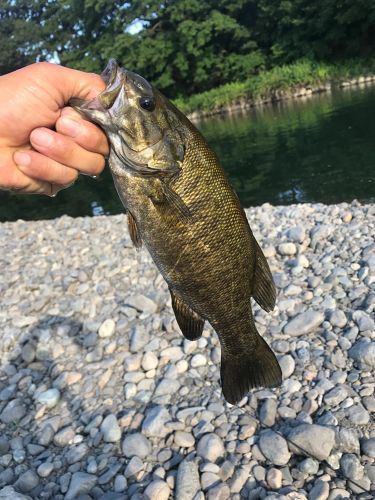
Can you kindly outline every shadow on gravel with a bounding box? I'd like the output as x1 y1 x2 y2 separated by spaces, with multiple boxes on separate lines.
0 315 130 499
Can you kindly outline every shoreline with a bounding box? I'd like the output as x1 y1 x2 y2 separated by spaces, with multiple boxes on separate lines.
187 75 375 121
0 201 374 498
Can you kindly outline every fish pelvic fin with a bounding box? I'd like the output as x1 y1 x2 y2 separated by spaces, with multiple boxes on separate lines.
127 211 142 249
170 290 204 340
220 331 282 405
251 238 276 312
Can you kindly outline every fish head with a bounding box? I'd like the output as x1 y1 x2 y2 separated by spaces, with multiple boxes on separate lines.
71 59 186 176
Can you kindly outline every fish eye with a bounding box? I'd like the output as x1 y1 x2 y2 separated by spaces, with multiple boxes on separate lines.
139 96 155 112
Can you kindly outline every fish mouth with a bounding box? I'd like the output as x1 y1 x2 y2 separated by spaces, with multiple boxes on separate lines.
70 59 125 115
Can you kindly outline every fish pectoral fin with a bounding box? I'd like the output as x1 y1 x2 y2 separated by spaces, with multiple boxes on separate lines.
127 211 142 249
170 290 204 340
155 181 192 223
251 238 277 312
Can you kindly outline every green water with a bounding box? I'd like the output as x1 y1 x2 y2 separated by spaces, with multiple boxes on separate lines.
1 85 374 222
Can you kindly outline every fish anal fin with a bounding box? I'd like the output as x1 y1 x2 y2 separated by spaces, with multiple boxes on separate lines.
127 211 142 249
220 329 282 405
252 239 276 312
170 290 204 340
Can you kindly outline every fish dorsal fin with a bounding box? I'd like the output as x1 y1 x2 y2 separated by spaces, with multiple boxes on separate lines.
170 289 204 340
127 211 142 249
251 238 276 312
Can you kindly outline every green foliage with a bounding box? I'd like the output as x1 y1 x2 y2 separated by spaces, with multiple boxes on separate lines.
1 0 375 102
175 59 375 114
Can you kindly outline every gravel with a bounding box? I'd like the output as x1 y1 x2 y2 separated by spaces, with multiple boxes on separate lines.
0 201 373 498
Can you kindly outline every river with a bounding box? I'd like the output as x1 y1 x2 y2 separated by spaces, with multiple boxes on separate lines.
1 84 374 222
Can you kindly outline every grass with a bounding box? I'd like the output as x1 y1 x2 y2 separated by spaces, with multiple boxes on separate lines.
174 59 375 115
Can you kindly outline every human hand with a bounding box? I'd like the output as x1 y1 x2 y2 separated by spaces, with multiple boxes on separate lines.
0 62 109 196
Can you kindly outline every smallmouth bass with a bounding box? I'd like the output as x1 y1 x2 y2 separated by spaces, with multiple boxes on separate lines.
73 59 282 404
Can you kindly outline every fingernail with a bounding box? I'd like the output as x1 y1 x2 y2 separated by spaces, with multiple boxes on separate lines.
59 117 81 137
31 129 54 148
14 151 31 167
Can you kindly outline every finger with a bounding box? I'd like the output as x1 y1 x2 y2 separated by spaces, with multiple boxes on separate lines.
0 149 53 195
13 150 79 186
56 107 109 156
29 128 105 176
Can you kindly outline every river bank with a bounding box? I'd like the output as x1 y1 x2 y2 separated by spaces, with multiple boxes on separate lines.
172 60 375 120
0 202 374 499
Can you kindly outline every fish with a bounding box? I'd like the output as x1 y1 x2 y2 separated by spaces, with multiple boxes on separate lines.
72 59 282 404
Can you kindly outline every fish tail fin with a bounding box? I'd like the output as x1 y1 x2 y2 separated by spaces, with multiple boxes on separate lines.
220 328 282 405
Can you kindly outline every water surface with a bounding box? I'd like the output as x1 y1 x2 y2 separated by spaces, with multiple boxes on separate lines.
1 84 374 222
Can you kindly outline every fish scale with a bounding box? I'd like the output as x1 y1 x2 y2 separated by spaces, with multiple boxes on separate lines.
73 59 282 404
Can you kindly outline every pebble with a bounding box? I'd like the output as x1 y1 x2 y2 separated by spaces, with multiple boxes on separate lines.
287 424 335 460
142 405 170 437
98 318 116 338
101 414 122 442
122 433 151 458
197 434 225 462
258 430 291 466
278 242 297 255
35 388 60 408
0 202 373 499
283 310 324 336
65 472 97 500
144 479 170 500
176 459 200 500
14 470 39 493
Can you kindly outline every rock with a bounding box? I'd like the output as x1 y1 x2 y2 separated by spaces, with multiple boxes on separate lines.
64 472 97 500
174 431 195 448
229 464 250 493
259 398 277 426
0 400 26 423
286 226 305 243
279 354 295 378
266 468 282 490
122 433 151 458
352 311 375 332
142 405 170 437
144 480 170 500
0 486 32 499
154 378 180 396
190 354 207 367
278 242 297 255
287 424 335 460
101 414 121 442
201 472 220 491
329 310 347 328
346 404 370 424
336 428 360 454
124 456 143 478
35 388 60 408
327 489 350 499
176 459 200 500
258 430 291 466
340 453 363 480
98 318 116 338
53 371 82 388
130 325 150 352
141 352 158 371
66 443 89 464
14 470 39 493
53 426 75 447
37 462 54 478
21 342 36 364
299 458 319 475
323 386 347 406
348 341 375 368
361 437 375 458
309 479 329 500
197 434 225 462
206 483 230 500
284 310 324 336
126 294 158 314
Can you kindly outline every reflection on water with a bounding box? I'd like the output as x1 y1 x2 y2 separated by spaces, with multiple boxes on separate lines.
1 85 375 222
